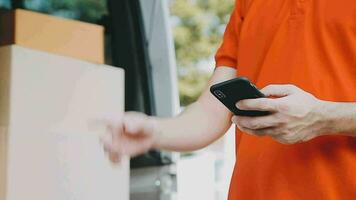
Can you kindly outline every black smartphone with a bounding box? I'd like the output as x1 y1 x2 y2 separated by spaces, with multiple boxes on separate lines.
210 77 270 116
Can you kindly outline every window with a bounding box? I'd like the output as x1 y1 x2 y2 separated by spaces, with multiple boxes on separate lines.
0 0 10 9
0 0 108 24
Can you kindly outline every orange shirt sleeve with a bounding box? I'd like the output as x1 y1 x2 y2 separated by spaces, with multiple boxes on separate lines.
215 1 243 69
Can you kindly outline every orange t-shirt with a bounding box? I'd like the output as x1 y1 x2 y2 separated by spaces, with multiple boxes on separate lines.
215 0 356 199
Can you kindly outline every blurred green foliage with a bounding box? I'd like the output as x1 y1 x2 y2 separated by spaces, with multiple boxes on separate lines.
179 69 212 105
170 0 234 106
24 0 107 23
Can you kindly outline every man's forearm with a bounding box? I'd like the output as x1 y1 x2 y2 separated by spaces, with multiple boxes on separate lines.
321 101 356 136
151 100 232 152
149 67 236 152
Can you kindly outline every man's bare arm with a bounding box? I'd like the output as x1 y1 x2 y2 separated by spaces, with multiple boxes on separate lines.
101 67 236 162
152 67 236 151
321 102 356 136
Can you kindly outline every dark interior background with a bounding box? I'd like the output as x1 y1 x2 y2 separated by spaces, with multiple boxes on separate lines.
0 0 166 168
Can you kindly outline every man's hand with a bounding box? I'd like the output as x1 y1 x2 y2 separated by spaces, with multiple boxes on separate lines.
100 112 158 163
232 84 329 144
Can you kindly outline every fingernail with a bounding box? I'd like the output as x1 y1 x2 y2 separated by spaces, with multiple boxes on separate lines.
109 153 121 163
236 101 244 109
235 102 240 108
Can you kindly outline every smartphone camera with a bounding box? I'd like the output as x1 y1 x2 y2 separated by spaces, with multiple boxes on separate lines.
213 90 226 99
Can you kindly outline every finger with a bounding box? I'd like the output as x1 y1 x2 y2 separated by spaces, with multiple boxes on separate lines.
232 115 282 130
102 139 115 153
100 132 112 147
104 140 125 159
89 113 123 129
271 134 301 145
237 123 282 136
271 136 296 145
108 152 121 163
103 144 110 154
237 125 268 136
101 133 121 153
107 122 123 146
236 98 278 112
261 84 298 97
89 113 124 140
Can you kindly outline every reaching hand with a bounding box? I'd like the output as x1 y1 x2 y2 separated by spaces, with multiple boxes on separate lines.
100 112 158 163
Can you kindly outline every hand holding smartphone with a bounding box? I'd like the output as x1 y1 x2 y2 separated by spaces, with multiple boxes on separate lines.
210 77 270 117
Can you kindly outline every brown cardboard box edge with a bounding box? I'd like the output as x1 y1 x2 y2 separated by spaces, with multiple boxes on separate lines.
0 9 104 64
0 46 10 200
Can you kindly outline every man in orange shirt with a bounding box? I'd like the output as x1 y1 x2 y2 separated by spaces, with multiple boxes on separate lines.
102 0 356 199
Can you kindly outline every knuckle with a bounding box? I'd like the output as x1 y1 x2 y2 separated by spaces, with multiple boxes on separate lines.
275 120 286 127
247 121 260 129
239 126 249 133
276 102 290 112
265 100 276 110
280 138 295 145
283 129 294 136
256 99 266 109
255 130 266 136
249 122 258 129
276 138 289 145
302 136 312 142
277 115 289 124
287 138 298 144
284 134 299 144
273 133 291 144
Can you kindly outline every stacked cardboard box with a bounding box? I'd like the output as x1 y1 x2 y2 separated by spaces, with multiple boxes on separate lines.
0 9 104 64
0 9 128 200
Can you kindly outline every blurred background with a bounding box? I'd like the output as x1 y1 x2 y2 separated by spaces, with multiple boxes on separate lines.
0 0 236 199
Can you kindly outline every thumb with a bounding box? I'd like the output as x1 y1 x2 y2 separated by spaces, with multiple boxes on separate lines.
261 84 298 97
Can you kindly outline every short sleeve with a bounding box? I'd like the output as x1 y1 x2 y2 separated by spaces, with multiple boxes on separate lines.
215 1 243 69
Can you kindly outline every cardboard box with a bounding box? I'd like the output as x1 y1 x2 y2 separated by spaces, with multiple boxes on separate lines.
0 45 128 200
0 9 104 64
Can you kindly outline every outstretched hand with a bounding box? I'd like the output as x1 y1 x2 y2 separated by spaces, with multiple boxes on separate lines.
100 112 158 163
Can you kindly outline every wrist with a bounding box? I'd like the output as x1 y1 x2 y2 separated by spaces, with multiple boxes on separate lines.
149 117 163 149
316 100 341 135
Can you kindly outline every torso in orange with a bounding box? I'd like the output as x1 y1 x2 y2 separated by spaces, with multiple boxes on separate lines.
215 0 356 199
